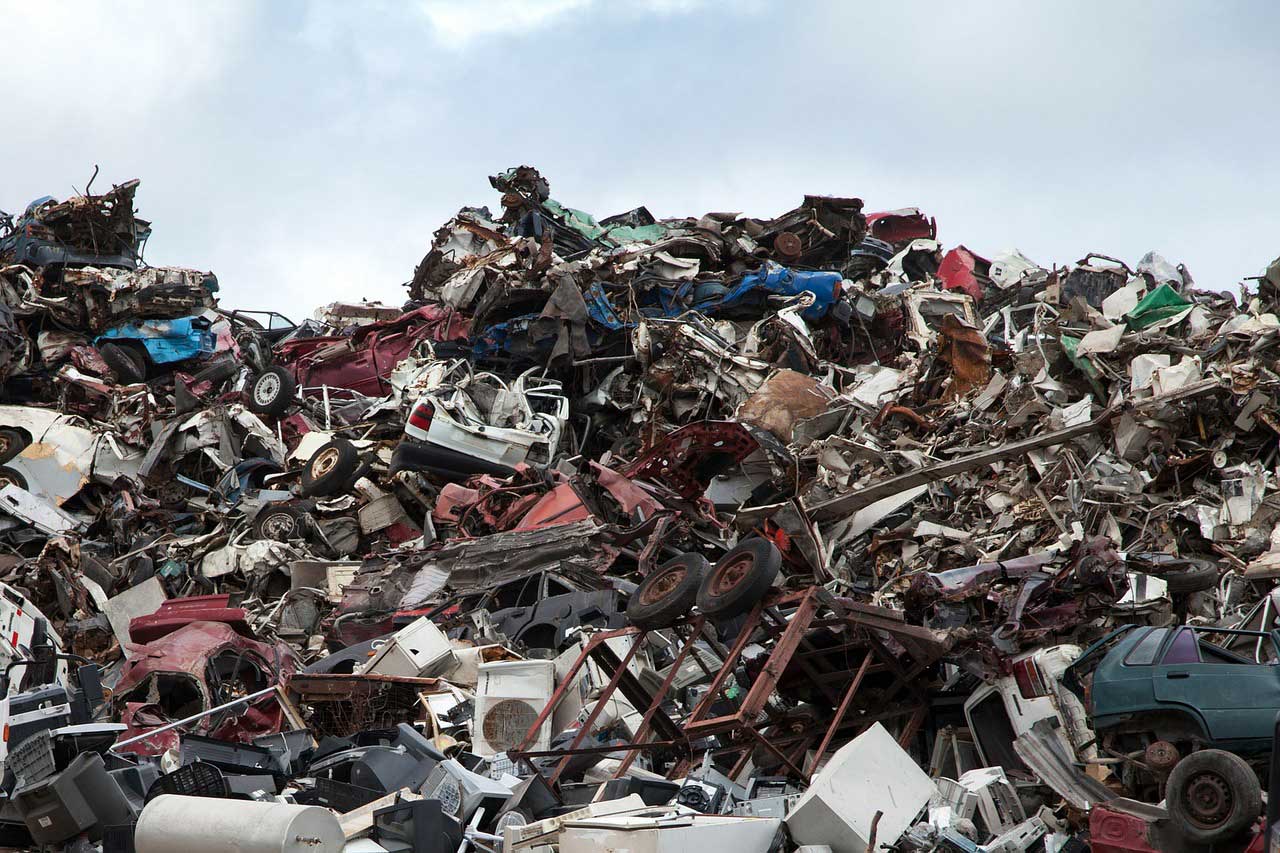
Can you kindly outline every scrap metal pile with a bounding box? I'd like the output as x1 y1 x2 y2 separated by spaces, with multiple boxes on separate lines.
2 170 1280 852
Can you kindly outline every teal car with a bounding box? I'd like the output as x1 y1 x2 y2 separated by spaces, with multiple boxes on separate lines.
1065 624 1280 756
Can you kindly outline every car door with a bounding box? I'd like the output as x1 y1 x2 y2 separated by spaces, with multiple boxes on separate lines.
1152 626 1280 746
368 329 418 395
302 335 382 398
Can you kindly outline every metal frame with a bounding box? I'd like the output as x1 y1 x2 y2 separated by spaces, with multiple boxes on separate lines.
511 586 947 783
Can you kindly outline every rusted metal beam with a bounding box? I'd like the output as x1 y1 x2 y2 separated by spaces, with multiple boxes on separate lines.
807 407 1119 521
805 650 872 777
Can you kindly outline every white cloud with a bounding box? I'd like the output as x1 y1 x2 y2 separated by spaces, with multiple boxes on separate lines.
416 0 593 46
0 1 252 120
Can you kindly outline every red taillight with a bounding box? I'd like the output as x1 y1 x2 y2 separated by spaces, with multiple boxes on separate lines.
1013 658 1049 699
408 402 435 432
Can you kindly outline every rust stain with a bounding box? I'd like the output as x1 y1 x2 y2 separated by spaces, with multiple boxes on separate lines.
21 442 57 460
936 313 991 399
737 369 834 440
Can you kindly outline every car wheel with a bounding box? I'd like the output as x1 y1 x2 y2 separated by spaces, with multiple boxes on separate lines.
100 343 147 384
0 429 29 464
1166 748 1261 844
1162 560 1220 595
192 360 239 388
301 439 361 497
697 538 782 619
0 466 29 491
627 554 708 629
252 505 305 541
248 366 297 417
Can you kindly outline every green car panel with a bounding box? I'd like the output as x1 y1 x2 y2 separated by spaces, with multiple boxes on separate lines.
1068 625 1280 755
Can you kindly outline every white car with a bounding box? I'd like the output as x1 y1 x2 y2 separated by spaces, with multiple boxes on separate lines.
0 405 141 507
392 362 569 479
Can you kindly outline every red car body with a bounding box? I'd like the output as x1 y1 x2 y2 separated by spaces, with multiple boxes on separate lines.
113 620 297 754
274 305 469 398
865 208 936 245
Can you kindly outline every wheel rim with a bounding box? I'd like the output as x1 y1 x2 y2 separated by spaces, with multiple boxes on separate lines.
710 554 753 595
640 566 687 605
1183 770 1234 829
0 474 17 489
0 434 12 457
261 512 297 538
312 446 341 478
255 373 281 404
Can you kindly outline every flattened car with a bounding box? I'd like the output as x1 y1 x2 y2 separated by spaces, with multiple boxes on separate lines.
0 405 141 506
247 304 471 415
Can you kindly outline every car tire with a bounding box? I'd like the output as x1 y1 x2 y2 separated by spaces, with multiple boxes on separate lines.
1162 560 1219 595
0 466 29 491
301 439 361 497
1165 748 1261 844
100 342 147 384
697 538 782 619
248 366 297 416
192 360 239 388
627 554 708 629
252 505 306 541
0 429 29 464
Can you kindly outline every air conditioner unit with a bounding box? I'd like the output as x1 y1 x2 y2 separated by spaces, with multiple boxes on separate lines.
473 660 555 757
360 616 456 679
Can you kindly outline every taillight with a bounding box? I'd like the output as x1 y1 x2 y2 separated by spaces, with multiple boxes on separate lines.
408 402 435 433
1012 658 1049 699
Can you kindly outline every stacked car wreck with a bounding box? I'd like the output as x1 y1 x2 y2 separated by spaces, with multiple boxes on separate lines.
2 170 1280 852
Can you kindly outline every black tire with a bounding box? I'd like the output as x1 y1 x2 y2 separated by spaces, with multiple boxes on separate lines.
252 505 306 541
697 538 781 619
192 360 239 387
627 554 708 629
0 429 29 464
248 366 297 416
301 439 360 497
1162 560 1219 595
0 466 29 491
100 342 147 384
1165 748 1261 844
350 462 374 485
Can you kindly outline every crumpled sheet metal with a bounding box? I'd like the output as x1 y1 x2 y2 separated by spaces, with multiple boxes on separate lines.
9 166 1280 852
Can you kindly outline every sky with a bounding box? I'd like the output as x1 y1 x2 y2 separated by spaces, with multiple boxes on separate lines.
2 0 1277 317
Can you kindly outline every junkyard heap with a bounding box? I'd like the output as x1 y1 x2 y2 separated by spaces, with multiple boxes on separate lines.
2 170 1280 853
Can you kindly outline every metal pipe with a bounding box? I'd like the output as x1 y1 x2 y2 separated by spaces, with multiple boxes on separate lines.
110 685 278 751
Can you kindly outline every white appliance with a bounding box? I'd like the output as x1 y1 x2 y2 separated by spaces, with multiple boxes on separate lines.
360 616 456 678
561 807 780 853
785 723 935 853
473 659 556 756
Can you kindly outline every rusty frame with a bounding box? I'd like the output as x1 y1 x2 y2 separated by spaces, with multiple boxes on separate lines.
511 586 947 783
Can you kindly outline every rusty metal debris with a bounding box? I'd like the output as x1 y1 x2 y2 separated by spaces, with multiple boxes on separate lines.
3 170 1280 852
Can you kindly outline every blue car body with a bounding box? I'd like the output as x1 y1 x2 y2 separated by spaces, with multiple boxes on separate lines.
96 315 216 364
476 262 842 360
0 181 151 270
714 263 840 322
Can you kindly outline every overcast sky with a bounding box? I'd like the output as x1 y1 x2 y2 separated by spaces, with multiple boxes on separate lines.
2 1 1276 316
